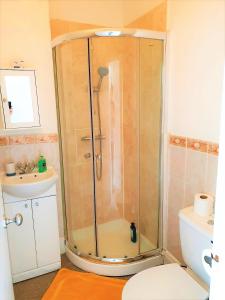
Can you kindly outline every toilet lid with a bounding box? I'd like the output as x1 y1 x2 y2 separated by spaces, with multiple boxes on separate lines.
122 263 208 300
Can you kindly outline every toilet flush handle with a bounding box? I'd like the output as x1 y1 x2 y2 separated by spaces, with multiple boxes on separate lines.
211 253 219 263
203 253 219 268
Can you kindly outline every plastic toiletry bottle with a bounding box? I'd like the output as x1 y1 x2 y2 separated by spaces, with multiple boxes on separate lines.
38 155 47 173
130 222 137 243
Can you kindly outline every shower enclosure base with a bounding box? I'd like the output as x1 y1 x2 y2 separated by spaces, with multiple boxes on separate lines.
65 246 163 276
72 218 155 258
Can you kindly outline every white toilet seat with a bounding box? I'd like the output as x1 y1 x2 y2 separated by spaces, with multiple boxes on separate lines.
122 263 208 300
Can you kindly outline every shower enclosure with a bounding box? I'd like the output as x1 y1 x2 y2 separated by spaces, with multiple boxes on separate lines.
53 30 164 274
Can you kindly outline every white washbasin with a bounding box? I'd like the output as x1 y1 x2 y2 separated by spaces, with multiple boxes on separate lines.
2 167 57 198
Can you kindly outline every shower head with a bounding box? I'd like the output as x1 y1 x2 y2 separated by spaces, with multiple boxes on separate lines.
98 67 109 78
94 67 109 92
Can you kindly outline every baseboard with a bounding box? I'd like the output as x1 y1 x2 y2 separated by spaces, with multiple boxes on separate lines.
13 261 61 283
60 237 66 254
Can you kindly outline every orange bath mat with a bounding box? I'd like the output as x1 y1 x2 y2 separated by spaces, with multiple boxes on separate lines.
42 268 126 300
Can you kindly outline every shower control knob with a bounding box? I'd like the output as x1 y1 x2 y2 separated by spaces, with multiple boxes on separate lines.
84 153 91 159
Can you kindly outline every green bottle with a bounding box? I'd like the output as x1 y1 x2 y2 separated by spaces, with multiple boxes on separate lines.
38 155 47 173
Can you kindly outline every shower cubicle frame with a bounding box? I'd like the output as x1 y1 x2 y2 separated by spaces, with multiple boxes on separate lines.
52 28 167 276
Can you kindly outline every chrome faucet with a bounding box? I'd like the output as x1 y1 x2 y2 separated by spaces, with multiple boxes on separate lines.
16 161 37 174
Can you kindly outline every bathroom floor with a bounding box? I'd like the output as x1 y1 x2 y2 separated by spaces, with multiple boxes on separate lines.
14 254 131 300
13 254 84 300
73 218 156 258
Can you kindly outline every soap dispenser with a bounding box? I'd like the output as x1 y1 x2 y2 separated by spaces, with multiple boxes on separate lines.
38 155 47 173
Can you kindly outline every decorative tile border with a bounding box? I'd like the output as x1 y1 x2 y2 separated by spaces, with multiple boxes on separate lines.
0 132 219 156
169 134 219 156
0 136 9 146
169 135 186 148
208 143 219 156
187 138 208 153
0 134 58 146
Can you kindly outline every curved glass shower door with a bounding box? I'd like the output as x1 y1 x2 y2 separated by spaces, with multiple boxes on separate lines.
54 39 97 257
54 36 163 261
90 37 140 259
89 37 163 259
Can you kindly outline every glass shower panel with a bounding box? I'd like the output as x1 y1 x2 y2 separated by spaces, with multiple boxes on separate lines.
55 39 96 256
139 38 163 253
90 37 140 259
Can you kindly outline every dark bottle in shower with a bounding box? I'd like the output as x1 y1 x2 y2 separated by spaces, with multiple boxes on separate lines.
130 222 137 243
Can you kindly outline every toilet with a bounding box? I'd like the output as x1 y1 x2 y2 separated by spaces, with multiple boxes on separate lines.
122 206 212 300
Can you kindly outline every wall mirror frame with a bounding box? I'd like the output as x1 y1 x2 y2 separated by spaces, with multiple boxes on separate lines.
0 69 41 130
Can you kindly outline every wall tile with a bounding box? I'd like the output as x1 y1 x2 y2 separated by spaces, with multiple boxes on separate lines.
169 145 186 181
169 135 186 148
208 143 219 156
184 181 205 207
167 134 219 263
186 149 207 186
187 138 208 153
0 146 11 171
205 154 218 196
0 136 9 146
167 175 185 261
9 136 26 145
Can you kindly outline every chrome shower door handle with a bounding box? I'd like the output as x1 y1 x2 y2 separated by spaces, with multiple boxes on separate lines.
3 213 23 228
81 135 106 142
96 153 102 160
81 136 92 141
95 153 103 180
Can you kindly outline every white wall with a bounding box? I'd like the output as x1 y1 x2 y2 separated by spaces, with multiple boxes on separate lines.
49 0 163 27
167 0 225 142
0 0 57 133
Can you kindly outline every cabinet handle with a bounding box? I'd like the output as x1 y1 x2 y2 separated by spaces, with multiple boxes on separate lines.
35 202 39 206
25 203 28 208
3 213 23 228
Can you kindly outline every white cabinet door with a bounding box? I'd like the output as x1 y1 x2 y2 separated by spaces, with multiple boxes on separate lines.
32 196 60 267
5 200 37 275
0 186 14 300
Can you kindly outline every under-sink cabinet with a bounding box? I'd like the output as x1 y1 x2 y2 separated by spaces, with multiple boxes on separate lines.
3 185 61 282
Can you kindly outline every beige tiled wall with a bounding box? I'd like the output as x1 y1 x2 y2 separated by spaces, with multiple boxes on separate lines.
123 37 139 226
90 37 125 225
139 39 163 250
167 135 218 261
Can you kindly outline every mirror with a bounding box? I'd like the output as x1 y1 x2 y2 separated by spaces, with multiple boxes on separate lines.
0 69 40 129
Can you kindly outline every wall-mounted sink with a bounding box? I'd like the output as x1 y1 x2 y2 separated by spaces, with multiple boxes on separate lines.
2 167 57 198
